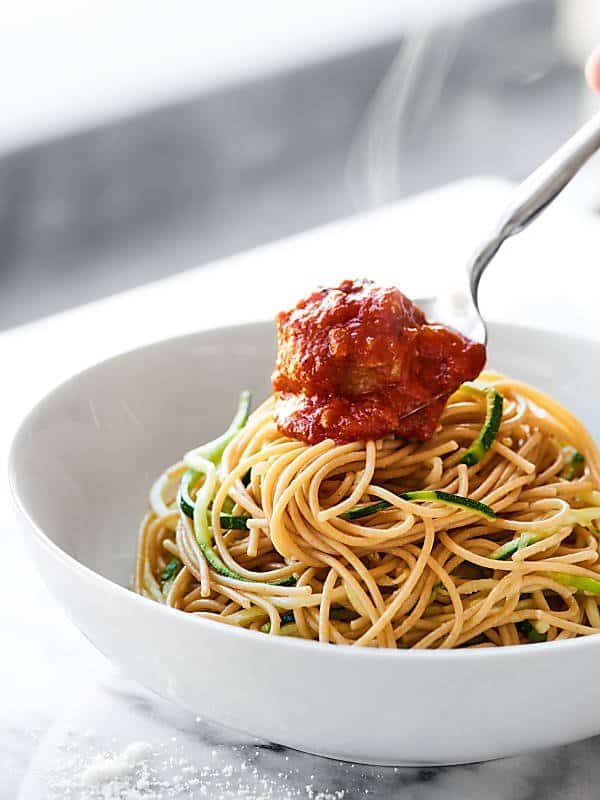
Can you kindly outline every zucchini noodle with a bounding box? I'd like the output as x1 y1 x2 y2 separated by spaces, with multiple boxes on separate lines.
133 371 600 648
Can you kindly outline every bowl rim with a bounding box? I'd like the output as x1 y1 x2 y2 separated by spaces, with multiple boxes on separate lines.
9 318 600 662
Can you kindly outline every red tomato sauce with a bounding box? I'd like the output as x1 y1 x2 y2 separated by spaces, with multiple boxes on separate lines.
272 279 486 444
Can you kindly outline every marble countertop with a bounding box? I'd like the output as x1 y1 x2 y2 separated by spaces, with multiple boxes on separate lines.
5 178 600 799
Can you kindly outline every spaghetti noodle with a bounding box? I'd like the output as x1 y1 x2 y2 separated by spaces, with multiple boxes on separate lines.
133 372 600 648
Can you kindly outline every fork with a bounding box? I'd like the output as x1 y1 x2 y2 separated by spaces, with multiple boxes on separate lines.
417 108 600 347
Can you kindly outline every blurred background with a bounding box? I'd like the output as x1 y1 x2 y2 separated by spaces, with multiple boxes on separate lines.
1 0 599 332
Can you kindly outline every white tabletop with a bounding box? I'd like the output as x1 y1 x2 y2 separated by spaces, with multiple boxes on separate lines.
4 177 600 798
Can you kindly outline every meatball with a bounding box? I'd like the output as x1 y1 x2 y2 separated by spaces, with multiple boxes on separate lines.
272 279 486 444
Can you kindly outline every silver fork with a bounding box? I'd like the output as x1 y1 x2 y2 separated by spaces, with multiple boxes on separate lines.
417 108 600 347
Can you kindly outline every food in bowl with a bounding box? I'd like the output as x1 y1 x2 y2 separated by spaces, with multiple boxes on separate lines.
134 280 600 648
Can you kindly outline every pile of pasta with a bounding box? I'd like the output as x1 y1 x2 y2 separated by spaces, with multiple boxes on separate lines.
134 373 600 649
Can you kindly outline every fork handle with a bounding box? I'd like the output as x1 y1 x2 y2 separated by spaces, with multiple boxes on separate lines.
470 107 600 298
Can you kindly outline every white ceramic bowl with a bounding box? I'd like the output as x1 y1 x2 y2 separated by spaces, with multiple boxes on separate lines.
9 321 600 765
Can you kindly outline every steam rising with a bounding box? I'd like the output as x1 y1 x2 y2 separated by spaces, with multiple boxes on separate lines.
347 23 463 208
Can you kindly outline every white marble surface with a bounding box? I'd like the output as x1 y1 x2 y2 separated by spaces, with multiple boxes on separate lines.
5 178 600 798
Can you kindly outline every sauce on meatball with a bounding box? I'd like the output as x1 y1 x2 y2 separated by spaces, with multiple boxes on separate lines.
272 279 486 444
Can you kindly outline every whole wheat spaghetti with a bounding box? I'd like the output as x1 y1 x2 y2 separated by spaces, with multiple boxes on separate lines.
133 371 600 649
